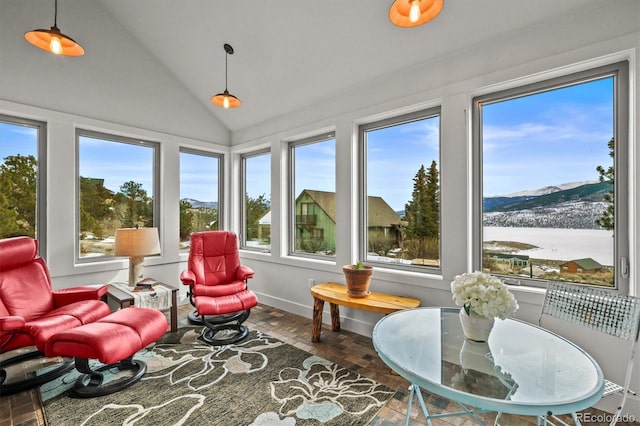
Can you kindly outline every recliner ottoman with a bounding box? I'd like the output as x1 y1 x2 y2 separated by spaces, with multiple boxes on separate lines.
45 307 169 397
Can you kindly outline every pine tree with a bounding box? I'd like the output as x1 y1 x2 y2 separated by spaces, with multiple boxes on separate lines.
0 154 37 237
595 137 614 230
404 162 440 239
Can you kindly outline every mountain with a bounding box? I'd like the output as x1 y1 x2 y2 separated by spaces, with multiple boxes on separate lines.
483 182 613 229
181 198 218 209
503 181 596 197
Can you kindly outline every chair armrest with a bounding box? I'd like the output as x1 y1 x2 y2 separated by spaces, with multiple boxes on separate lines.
52 285 108 307
0 315 25 331
237 265 255 281
180 270 196 286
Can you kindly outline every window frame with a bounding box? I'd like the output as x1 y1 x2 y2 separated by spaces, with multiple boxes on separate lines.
471 61 629 293
179 147 224 249
75 129 160 263
240 148 270 251
358 107 442 273
288 132 336 260
0 114 47 257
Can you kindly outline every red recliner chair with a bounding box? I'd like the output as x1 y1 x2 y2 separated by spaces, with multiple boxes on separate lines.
0 236 111 395
180 231 258 345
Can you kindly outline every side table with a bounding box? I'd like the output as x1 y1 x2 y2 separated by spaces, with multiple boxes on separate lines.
310 282 421 342
106 281 179 332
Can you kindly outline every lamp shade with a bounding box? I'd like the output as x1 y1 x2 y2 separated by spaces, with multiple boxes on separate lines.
114 227 161 257
389 0 443 28
211 90 241 109
24 26 84 56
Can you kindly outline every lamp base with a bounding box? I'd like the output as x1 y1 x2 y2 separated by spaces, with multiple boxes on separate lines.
128 256 145 287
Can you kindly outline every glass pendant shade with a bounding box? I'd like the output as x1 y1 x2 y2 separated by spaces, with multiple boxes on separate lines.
25 26 84 56
389 0 444 28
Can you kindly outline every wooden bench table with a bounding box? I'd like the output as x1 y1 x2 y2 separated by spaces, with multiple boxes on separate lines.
310 282 421 342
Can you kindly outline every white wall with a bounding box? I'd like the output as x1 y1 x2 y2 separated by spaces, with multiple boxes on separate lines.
0 0 639 419
231 1 640 418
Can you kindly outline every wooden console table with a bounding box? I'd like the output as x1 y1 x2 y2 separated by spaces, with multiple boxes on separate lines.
310 282 421 342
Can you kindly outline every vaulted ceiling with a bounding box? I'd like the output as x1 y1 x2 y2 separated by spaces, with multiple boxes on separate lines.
63 1 609 132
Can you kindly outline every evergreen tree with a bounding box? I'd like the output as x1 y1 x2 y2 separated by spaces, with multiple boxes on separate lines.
119 181 151 227
595 137 614 230
424 160 440 238
404 162 440 239
0 154 37 237
245 193 270 240
179 200 194 240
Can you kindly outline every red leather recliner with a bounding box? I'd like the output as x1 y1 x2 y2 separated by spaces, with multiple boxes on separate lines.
180 231 258 345
0 236 111 394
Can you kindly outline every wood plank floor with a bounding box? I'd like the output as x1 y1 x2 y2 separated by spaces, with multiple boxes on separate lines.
3 303 638 425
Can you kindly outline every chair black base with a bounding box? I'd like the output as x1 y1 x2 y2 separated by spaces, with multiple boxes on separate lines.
72 356 147 398
187 309 204 325
0 348 74 396
201 310 251 346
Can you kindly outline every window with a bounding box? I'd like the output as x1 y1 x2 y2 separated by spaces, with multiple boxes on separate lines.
360 109 441 271
179 149 223 250
289 133 336 257
0 115 46 249
473 62 629 291
241 150 271 251
77 130 158 259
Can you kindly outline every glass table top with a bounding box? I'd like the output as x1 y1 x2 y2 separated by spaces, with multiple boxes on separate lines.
372 307 605 416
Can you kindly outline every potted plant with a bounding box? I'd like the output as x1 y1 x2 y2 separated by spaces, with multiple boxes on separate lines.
343 261 373 298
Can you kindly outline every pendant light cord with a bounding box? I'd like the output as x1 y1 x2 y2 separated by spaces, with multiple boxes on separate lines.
54 0 58 27
224 51 229 91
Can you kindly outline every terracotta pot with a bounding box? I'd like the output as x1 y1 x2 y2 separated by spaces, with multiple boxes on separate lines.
342 264 373 298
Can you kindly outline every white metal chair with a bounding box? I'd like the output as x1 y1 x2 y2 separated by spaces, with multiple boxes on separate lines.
539 281 640 426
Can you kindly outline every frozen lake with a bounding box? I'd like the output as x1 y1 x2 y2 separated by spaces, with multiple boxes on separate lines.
483 226 614 266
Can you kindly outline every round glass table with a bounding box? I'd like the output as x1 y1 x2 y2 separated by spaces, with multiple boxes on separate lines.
372 307 604 425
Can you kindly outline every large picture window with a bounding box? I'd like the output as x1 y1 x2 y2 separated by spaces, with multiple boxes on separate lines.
473 62 629 291
289 133 336 257
0 115 46 248
77 130 158 259
179 149 222 250
241 150 271 251
360 109 441 271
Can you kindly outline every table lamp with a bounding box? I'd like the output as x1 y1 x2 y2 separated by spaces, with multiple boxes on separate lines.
114 227 161 286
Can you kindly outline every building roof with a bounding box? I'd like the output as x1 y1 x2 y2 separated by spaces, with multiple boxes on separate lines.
258 189 402 228
560 257 603 270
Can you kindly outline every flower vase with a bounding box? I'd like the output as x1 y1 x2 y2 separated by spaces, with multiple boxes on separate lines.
459 339 494 375
459 309 494 342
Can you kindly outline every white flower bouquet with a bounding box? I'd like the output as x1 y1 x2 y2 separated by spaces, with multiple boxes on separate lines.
451 271 518 320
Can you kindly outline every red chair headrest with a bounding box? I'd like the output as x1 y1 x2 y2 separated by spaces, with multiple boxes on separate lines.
0 236 38 271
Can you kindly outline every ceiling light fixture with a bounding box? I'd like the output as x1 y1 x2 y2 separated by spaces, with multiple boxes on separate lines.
24 0 84 56
211 43 241 109
389 0 443 28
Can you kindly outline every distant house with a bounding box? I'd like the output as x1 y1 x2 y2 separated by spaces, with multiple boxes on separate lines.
559 258 605 274
256 189 402 253
486 252 529 267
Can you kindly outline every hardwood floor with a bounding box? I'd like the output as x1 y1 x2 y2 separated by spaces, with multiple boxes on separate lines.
2 303 638 425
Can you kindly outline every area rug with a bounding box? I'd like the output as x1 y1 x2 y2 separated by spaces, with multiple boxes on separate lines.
40 327 395 425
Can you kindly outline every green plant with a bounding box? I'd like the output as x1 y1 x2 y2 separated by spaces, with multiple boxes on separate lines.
352 261 365 270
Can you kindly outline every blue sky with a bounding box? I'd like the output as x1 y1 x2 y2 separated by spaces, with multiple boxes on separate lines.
483 77 613 196
1 76 613 209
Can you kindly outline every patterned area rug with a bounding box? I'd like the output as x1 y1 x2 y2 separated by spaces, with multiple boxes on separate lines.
41 327 395 425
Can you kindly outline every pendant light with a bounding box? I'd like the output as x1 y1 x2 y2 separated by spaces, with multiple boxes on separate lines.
389 0 443 28
211 44 241 109
25 0 84 56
